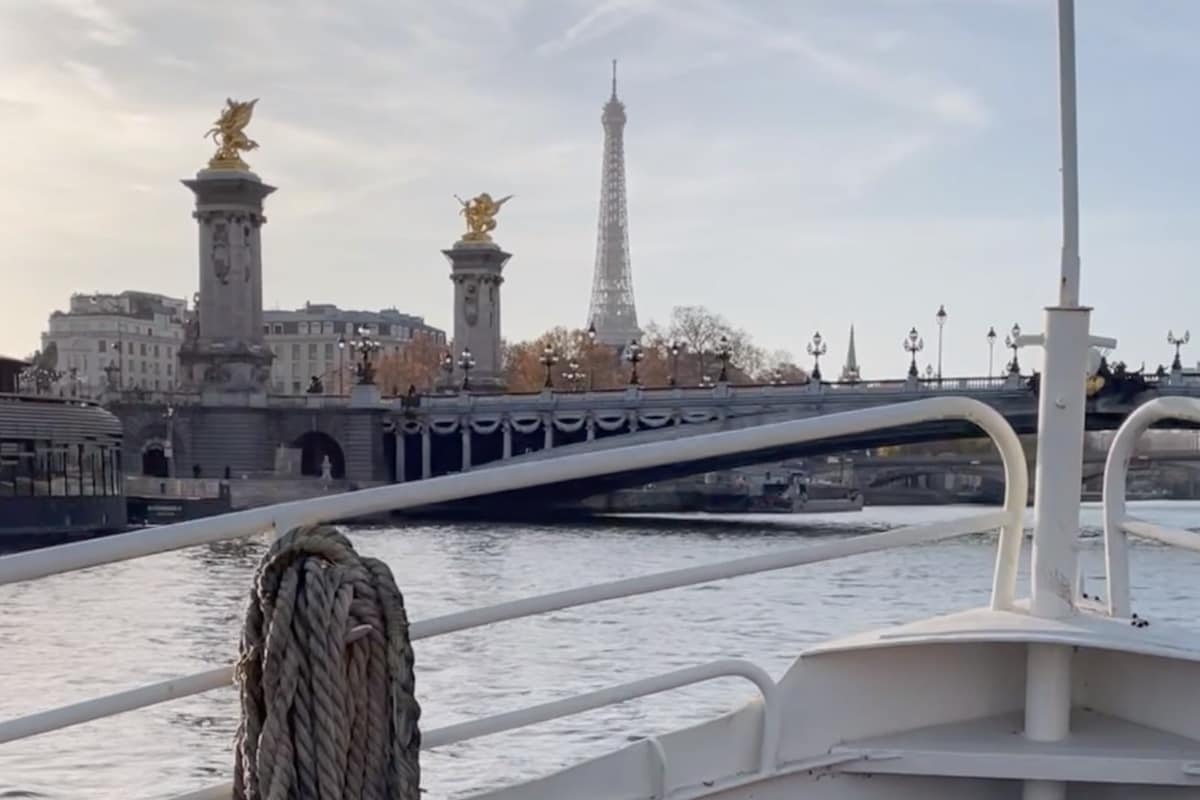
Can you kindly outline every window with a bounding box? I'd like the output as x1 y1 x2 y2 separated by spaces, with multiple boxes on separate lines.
291 344 300 359
146 327 152 336
140 343 147 356
167 363 173 376
263 324 270 334
274 324 283 335
290 362 299 377
308 343 317 359
98 340 107 353
292 381 301 393
128 341 135 354
300 322 309 335
324 343 333 359
140 361 147 374
154 379 160 389
166 346 172 359
154 344 160 357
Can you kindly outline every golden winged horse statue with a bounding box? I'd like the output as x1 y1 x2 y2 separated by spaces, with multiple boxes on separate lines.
205 98 260 171
454 192 513 243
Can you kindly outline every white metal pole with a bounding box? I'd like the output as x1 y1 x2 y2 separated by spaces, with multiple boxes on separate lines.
1057 0 1081 307
1022 4 1085 798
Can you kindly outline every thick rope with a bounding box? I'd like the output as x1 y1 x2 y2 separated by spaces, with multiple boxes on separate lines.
233 525 421 799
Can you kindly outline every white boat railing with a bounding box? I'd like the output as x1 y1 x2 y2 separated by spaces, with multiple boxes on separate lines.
1103 396 1200 617
0 397 1028 796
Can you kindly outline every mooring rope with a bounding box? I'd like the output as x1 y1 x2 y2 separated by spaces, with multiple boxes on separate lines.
233 524 421 799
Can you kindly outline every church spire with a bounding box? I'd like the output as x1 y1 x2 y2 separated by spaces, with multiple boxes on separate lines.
840 324 861 383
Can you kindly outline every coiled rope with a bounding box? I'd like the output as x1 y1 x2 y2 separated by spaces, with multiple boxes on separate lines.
233 524 421 799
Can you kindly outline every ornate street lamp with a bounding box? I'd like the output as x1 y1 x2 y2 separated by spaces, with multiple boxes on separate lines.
807 331 827 382
715 335 732 383
925 364 934 381
440 351 454 389
540 345 556 388
986 326 997 379
349 325 381 385
904 326 924 379
935 304 948 382
562 359 585 391
540 344 559 389
586 322 598 390
103 360 121 392
625 339 643 385
1006 323 1022 375
1168 329 1190 371
668 340 684 386
336 335 345 393
458 348 476 391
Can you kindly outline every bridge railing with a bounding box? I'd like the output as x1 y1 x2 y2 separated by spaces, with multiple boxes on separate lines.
0 397 1028 798
1102 396 1200 617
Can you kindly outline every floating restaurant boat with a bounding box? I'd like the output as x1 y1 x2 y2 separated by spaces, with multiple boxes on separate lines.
0 392 126 544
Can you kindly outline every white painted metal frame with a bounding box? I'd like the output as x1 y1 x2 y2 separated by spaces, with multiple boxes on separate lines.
1103 396 1200 618
0 396 1028 797
172 659 779 800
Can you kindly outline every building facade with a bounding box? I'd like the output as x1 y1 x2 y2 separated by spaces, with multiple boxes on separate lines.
42 291 188 396
263 303 445 394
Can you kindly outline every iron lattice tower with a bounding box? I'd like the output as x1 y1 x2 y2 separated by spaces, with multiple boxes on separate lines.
587 60 640 347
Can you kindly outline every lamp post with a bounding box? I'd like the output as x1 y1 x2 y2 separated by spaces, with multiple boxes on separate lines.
440 351 454 390
625 339 643 385
586 322 597 390
904 326 924 379
806 331 827 382
935 304 947 382
668 341 683 386
925 364 934 381
1005 323 1022 375
349 325 381 385
986 326 997 378
458 348 476 391
336 334 346 394
562 359 585 391
164 405 175 478
715 335 732 383
1168 329 1190 371
539 345 558 389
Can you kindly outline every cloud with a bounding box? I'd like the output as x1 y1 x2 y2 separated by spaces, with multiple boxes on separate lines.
46 0 135 46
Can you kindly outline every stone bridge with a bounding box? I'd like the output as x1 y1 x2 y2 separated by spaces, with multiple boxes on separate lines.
108 372 1200 504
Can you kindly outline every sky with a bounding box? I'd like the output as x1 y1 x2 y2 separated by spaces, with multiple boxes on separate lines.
1 0 1198 379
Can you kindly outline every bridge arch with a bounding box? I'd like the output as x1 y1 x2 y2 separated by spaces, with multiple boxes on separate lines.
292 431 345 479
141 439 170 478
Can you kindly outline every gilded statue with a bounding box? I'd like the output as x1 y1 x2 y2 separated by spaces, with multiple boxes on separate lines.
205 98 260 171
455 192 513 243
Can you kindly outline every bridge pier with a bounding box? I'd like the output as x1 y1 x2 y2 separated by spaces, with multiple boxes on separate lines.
503 421 513 458
462 426 472 471
394 429 405 483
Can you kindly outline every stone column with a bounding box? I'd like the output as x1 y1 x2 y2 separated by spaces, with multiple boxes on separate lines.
421 426 432 479
461 424 472 471
502 420 512 459
543 415 554 451
179 168 275 398
394 429 405 483
442 240 510 392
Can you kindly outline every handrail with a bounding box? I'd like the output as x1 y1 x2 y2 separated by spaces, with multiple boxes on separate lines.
0 397 1027 589
1102 396 1200 617
168 659 777 800
0 510 1009 745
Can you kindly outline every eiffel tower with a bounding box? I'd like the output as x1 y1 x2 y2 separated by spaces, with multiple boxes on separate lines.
586 60 641 348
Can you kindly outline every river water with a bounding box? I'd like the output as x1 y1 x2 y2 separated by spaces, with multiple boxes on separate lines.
2 503 1200 799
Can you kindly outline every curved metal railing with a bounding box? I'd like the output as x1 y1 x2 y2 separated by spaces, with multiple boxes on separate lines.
0 396 1029 797
1103 396 1200 617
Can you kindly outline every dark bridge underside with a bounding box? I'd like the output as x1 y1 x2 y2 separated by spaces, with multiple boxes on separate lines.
402 392 1194 519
